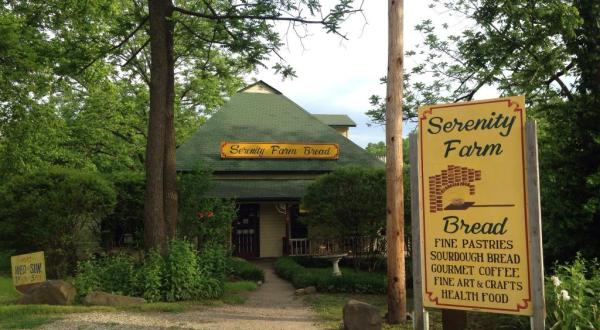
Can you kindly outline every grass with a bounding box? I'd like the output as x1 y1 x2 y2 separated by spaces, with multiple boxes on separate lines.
304 293 419 330
0 276 20 304
303 292 528 330
0 276 258 329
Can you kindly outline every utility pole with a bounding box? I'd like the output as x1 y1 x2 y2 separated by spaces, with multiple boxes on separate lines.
386 0 407 324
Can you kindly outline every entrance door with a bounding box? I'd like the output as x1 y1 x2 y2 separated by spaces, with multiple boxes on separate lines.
232 204 260 258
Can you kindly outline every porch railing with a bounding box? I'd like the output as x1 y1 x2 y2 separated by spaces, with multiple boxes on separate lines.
283 236 402 257
288 238 310 256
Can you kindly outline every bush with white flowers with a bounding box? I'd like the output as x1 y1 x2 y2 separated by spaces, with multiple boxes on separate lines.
545 254 599 329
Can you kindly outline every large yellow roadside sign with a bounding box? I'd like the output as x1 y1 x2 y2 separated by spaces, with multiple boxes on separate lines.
11 251 46 287
418 96 532 315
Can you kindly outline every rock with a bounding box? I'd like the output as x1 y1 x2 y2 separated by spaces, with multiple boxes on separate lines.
18 280 76 305
295 286 316 295
83 291 146 306
304 286 317 294
343 299 382 330
257 281 263 286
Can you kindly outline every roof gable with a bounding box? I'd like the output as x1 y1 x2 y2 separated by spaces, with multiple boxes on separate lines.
238 80 281 94
313 114 357 127
176 89 383 172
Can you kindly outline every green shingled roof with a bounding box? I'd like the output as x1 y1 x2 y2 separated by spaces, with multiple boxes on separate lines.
209 179 312 200
176 88 383 172
313 114 356 127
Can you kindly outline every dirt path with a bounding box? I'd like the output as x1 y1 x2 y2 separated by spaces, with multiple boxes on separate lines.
41 260 320 330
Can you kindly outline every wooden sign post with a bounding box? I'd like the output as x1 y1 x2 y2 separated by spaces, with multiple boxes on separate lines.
410 97 545 329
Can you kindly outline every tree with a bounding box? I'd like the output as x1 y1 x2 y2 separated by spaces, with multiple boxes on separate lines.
2 1 364 252
0 2 244 177
365 141 386 158
0 167 116 277
367 0 600 263
142 0 364 252
302 166 387 270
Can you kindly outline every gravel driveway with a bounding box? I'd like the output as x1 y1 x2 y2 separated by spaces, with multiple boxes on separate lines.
41 260 320 330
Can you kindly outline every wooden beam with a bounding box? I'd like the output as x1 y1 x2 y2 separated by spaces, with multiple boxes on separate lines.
410 132 429 329
525 121 545 329
386 0 407 324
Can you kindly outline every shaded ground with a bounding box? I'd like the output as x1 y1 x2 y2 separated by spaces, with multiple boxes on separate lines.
42 260 320 330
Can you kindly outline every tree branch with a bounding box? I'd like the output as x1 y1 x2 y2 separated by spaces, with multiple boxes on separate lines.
122 38 151 68
78 16 149 74
545 61 575 101
173 6 359 25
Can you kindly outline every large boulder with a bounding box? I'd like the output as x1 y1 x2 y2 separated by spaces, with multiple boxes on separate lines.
83 291 146 306
17 280 76 305
343 299 382 330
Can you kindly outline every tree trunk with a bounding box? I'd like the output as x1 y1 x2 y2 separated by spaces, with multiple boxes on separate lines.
163 3 178 240
145 0 174 253
386 0 407 324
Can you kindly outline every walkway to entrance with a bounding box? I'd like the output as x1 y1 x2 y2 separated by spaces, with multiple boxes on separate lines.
42 260 320 330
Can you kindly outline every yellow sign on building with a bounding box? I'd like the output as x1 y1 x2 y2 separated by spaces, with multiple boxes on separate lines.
418 96 532 315
221 142 339 159
11 251 46 287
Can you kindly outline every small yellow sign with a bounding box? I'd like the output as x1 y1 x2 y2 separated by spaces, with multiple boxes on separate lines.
220 142 339 159
11 251 46 287
418 96 532 315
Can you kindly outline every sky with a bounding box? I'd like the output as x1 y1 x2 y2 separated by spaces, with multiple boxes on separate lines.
246 1 500 148
245 1 433 148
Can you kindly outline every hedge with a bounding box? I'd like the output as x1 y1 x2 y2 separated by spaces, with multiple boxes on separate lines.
274 257 386 294
227 257 265 282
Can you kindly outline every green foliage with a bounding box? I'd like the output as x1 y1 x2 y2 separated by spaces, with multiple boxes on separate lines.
365 141 386 158
0 167 116 277
135 250 164 302
102 171 145 248
274 257 386 294
367 0 600 264
545 255 600 329
198 244 227 281
302 166 386 239
74 239 226 302
72 259 101 298
73 254 136 298
178 166 236 249
162 240 203 302
0 276 20 305
227 257 265 282
0 250 14 275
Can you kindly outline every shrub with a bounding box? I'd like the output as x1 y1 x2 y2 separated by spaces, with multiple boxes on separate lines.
0 167 116 277
274 257 386 294
74 239 227 302
73 253 136 298
163 240 203 302
102 172 145 248
227 257 265 282
178 166 236 250
199 244 227 281
73 259 102 298
545 255 600 329
134 250 163 302
0 249 15 274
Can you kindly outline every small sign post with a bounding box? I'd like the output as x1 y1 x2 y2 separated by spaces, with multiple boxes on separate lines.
11 251 46 293
411 96 545 329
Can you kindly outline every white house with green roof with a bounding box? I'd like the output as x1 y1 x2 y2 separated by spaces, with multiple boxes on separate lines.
176 81 383 259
